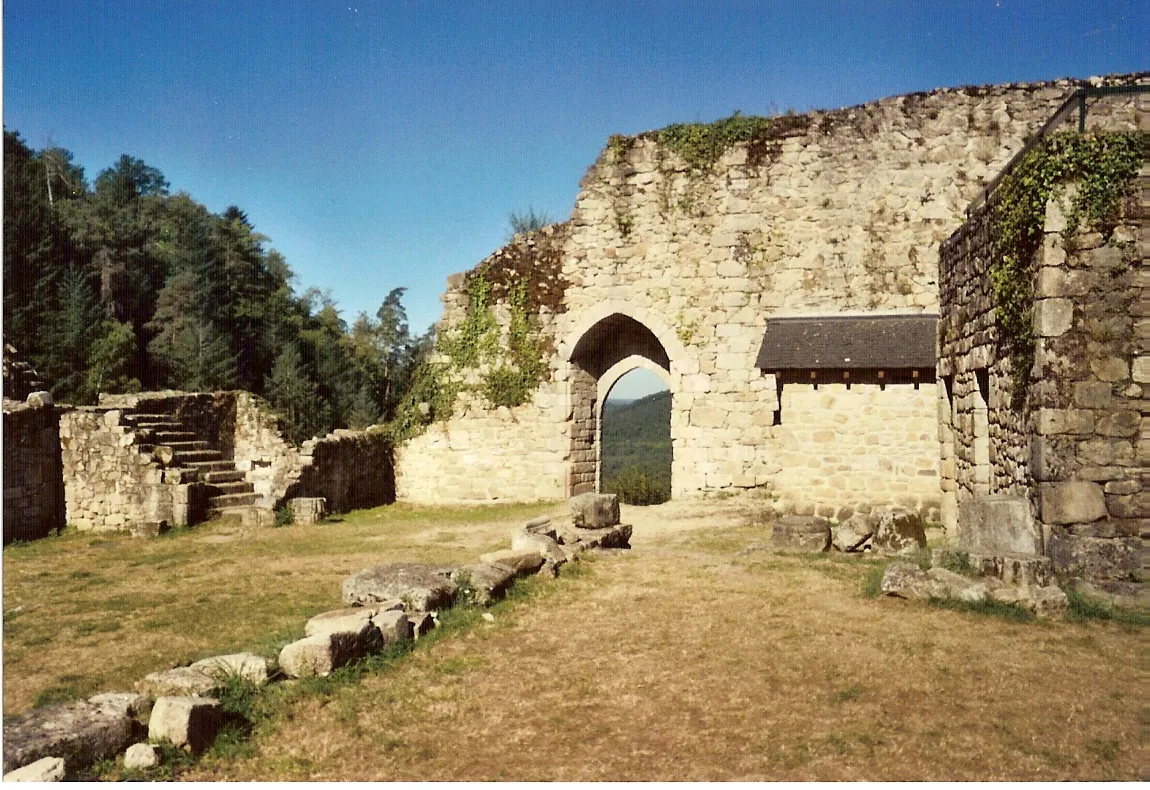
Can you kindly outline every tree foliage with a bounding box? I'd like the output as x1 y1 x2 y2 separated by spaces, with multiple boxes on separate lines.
2 129 430 442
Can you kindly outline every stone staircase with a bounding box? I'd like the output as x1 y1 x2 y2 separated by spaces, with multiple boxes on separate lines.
121 410 260 519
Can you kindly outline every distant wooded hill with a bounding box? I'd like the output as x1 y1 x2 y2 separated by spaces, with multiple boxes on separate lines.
601 390 671 504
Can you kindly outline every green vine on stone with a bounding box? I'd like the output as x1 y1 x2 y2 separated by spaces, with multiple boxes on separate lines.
989 130 1146 402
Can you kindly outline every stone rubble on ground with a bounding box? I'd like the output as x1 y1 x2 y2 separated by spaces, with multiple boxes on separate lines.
288 496 327 525
148 697 222 753
122 743 159 770
1 700 136 777
189 652 269 685
879 561 1069 617
1 494 630 778
569 492 620 528
831 513 874 552
341 563 457 611
770 515 832 552
3 756 66 782
870 507 928 555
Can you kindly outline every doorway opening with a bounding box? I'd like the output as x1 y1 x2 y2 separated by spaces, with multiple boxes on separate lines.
600 368 671 505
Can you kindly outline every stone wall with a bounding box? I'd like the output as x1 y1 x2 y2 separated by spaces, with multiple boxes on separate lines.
398 77 1140 512
58 406 205 534
231 392 302 510
286 429 396 512
938 148 1145 589
3 397 65 543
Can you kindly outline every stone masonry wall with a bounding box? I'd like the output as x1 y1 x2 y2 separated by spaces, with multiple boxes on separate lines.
3 398 65 542
285 429 396 512
59 406 204 534
939 152 1145 589
399 77 1141 513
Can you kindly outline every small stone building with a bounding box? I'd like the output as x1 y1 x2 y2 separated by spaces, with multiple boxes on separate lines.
937 91 1145 595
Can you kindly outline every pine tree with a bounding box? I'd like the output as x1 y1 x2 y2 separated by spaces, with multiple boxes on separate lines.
266 344 321 444
85 320 142 398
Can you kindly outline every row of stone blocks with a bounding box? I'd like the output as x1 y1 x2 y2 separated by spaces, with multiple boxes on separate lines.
1 493 630 780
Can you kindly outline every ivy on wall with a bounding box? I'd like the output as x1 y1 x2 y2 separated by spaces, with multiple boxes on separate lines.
989 130 1147 401
386 228 568 442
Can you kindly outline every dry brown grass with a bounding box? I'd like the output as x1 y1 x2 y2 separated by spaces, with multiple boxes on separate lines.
2 501 557 714
173 500 1143 781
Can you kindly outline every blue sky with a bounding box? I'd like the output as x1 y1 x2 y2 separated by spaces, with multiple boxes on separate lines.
4 1 1145 399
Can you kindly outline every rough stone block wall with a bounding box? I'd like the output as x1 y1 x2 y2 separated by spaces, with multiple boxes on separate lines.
285 429 396 512
939 149 1145 588
231 392 302 509
58 407 197 533
771 383 941 520
398 78 1123 513
2 399 65 542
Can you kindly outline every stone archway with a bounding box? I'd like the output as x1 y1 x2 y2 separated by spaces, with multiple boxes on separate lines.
563 306 684 496
595 355 672 492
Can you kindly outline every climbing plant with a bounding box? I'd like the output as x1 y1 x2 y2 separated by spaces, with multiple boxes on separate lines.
989 130 1146 401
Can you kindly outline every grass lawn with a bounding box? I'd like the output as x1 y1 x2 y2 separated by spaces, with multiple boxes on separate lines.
2 501 557 715
4 499 1144 780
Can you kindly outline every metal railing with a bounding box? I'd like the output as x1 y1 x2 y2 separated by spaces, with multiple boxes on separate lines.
968 83 1148 215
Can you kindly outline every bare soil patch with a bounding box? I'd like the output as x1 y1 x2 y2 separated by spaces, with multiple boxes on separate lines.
175 500 1142 781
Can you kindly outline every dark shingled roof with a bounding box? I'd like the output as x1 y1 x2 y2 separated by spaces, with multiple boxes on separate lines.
755 314 937 370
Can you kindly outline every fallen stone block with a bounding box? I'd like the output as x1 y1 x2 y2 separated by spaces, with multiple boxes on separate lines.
288 497 327 525
831 514 873 552
569 492 620 528
123 743 159 770
879 562 948 599
536 559 561 578
87 692 152 724
2 701 135 776
512 529 567 564
988 584 1069 618
304 603 404 638
148 697 221 754
372 609 414 644
524 515 555 537
189 652 269 685
871 507 927 555
278 625 382 678
135 667 220 699
478 549 544 577
572 523 633 550
452 563 518 606
771 516 831 553
408 611 435 639
558 541 587 562
4 756 65 782
341 563 457 611
925 567 989 602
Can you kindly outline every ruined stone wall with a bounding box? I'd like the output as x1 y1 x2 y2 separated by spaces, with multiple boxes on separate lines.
231 392 302 509
285 429 395 512
3 398 65 542
939 158 1145 589
59 406 204 534
398 77 1131 512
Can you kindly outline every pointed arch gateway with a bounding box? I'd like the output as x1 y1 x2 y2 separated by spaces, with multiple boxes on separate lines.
562 303 686 497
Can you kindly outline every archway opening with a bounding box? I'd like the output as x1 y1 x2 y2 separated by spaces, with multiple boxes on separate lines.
601 368 671 505
566 312 674 498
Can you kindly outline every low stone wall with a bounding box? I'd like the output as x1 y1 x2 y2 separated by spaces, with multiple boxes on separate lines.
285 429 396 512
939 166 1145 590
395 398 569 502
3 398 65 543
231 392 302 509
59 407 205 534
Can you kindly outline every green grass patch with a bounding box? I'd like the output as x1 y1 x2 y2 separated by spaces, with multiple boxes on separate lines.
926 596 1034 623
1063 586 1147 626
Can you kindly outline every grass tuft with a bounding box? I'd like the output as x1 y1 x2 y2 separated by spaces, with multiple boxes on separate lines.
926 595 1034 623
1063 586 1148 626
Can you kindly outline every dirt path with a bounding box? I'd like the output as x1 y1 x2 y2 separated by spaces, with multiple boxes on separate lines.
184 502 1143 781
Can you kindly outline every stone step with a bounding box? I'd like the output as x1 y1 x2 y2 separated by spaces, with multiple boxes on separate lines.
210 505 275 528
185 460 235 473
134 421 183 432
208 492 260 509
172 449 223 464
149 431 198 443
202 470 246 484
163 440 211 452
208 481 255 496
